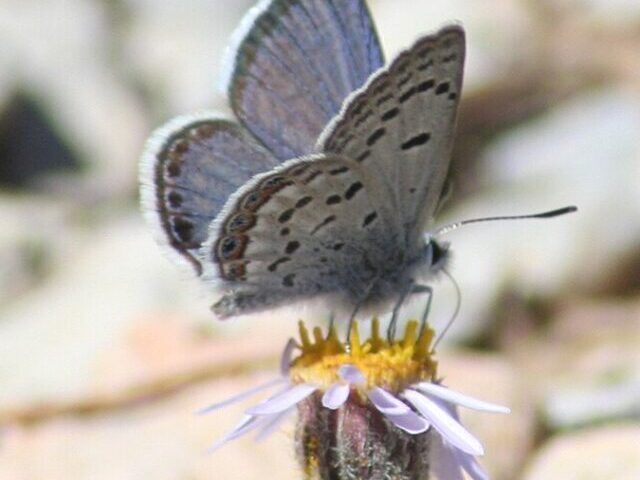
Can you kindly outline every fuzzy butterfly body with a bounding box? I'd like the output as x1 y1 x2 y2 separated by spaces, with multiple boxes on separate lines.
140 0 465 319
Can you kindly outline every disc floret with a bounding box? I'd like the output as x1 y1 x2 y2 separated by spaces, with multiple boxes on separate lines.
289 319 438 393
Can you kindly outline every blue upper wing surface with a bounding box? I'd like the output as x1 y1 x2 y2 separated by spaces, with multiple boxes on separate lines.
225 0 385 159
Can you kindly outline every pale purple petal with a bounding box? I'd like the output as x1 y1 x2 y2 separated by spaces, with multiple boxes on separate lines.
254 407 296 442
207 414 263 453
415 382 510 414
383 410 430 434
322 383 350 409
403 389 484 456
246 383 317 415
280 338 298 375
338 364 366 385
197 377 285 415
429 434 464 480
454 449 489 480
368 387 410 415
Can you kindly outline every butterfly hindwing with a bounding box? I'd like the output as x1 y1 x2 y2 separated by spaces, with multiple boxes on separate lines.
200 155 401 317
225 0 385 159
318 25 465 250
140 114 279 274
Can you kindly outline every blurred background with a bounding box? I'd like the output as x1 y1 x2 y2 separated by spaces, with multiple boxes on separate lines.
1 0 639 478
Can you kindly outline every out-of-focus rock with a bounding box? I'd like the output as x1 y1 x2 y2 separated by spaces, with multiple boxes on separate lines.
122 0 253 114
510 299 640 430
432 89 640 343
0 213 297 418
0 195 72 307
437 350 536 480
0 0 149 200
522 424 640 480
0 374 300 480
372 0 535 89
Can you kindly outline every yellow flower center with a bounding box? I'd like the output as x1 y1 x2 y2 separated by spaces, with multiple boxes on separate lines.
289 319 438 394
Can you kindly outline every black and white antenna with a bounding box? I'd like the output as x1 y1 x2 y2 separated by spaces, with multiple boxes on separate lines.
433 206 577 237
430 205 577 346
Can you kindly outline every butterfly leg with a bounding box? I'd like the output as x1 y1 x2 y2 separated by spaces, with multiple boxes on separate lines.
326 311 335 340
413 284 434 340
387 280 415 342
345 302 363 350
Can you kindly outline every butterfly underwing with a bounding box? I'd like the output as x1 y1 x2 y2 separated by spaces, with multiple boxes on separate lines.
140 0 464 319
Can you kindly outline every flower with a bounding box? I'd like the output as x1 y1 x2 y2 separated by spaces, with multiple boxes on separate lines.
200 319 510 479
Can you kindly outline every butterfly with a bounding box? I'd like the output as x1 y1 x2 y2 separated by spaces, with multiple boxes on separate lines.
141 0 470 323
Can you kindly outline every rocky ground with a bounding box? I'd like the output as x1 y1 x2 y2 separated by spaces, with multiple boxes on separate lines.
1 0 639 479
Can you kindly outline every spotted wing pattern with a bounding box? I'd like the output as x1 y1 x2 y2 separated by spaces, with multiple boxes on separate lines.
140 115 279 275
225 0 384 160
318 25 465 250
200 155 401 317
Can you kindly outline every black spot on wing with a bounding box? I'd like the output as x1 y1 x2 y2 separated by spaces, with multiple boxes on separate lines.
435 82 450 95
362 211 378 227
401 133 431 151
285 240 301 254
311 215 336 235
381 107 400 122
295 196 313 208
166 161 181 177
282 273 296 287
167 191 183 208
354 110 373 128
172 217 194 243
278 208 295 223
356 150 371 162
329 166 349 175
367 128 386 146
418 79 435 92
303 170 322 184
399 87 417 103
268 257 290 272
376 93 394 106
344 182 363 200
326 194 341 205
227 212 256 233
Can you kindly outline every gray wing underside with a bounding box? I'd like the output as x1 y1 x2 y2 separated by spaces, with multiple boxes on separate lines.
140 114 279 275
225 0 385 160
199 155 400 317
318 25 465 250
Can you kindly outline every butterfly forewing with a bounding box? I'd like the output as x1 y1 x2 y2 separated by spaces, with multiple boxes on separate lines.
318 25 465 250
226 0 384 159
200 155 399 317
140 115 279 274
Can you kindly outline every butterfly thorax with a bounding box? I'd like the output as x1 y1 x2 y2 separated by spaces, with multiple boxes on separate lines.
342 237 450 313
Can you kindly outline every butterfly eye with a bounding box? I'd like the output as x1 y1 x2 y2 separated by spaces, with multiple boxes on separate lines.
429 240 449 269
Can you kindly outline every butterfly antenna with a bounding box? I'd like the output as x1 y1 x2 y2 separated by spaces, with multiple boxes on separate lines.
433 205 577 237
326 311 335 340
433 269 461 350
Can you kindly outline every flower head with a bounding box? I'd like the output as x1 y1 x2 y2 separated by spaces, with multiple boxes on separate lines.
201 319 510 479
